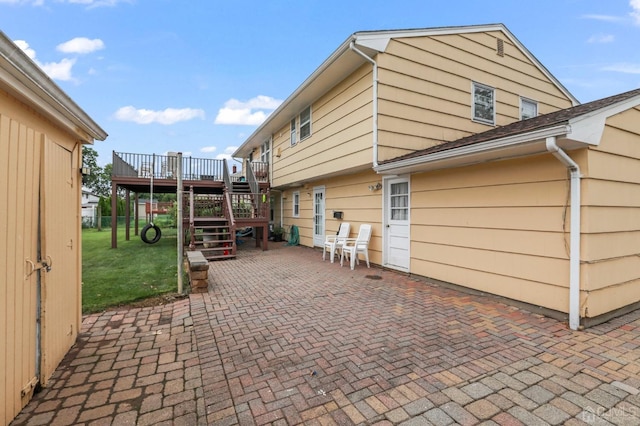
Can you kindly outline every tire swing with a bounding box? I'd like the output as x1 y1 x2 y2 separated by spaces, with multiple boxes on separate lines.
142 154 162 244
141 223 161 244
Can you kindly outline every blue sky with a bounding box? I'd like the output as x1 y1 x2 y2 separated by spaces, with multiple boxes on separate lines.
2 0 640 167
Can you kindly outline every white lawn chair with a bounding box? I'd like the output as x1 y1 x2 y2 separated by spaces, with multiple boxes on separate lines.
323 222 351 263
341 224 372 270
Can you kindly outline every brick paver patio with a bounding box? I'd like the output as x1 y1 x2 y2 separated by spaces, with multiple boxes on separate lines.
11 243 640 425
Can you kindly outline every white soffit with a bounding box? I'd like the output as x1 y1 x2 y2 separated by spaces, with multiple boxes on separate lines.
568 94 640 144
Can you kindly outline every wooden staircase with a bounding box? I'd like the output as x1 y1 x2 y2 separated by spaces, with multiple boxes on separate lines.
185 161 270 262
231 180 251 194
190 217 235 260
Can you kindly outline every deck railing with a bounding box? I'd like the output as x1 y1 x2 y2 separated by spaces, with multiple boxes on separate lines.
251 161 269 182
113 151 225 181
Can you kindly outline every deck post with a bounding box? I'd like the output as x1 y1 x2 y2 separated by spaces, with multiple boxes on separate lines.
111 181 117 248
125 189 130 241
177 153 184 294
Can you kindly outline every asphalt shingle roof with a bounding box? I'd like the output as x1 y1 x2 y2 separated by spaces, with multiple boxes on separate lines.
382 87 640 165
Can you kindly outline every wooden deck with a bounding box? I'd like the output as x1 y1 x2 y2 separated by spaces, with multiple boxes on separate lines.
110 151 271 255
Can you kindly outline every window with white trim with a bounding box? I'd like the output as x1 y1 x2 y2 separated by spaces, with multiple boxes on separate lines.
290 118 297 146
472 82 495 125
260 139 270 163
520 97 538 120
293 191 300 217
300 106 312 140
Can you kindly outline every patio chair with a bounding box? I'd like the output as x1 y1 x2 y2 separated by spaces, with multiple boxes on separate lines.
323 222 351 263
340 224 372 270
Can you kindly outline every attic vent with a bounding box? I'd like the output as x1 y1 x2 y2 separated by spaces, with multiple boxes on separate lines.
496 38 504 57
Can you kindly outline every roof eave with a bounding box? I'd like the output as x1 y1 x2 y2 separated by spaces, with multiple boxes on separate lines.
375 125 575 175
0 31 108 142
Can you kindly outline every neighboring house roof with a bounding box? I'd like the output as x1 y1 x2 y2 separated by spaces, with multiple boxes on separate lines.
234 23 577 158
0 31 107 143
376 87 640 174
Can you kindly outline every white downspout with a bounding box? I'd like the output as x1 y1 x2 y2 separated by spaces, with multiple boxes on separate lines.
349 41 379 168
546 136 581 330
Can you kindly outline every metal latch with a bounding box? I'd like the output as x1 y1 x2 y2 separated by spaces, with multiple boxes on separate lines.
25 255 53 278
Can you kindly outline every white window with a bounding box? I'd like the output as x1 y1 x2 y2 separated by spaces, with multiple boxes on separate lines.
390 182 409 221
293 191 300 217
290 118 297 146
472 82 495 125
300 106 311 140
261 139 270 163
520 97 538 120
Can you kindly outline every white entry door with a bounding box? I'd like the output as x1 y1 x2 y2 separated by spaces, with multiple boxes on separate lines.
313 186 325 246
384 177 410 271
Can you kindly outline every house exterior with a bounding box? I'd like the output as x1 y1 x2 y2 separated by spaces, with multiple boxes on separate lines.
81 187 100 227
234 24 640 329
0 31 107 424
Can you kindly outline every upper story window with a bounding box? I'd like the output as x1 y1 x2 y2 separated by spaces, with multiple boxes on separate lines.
260 139 270 163
472 82 495 125
290 118 297 146
520 97 538 120
293 191 300 217
300 106 312 140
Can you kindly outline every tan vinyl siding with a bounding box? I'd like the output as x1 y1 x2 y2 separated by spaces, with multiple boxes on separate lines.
269 29 573 187
280 171 383 262
271 67 373 187
375 31 574 162
410 154 575 313
581 107 640 317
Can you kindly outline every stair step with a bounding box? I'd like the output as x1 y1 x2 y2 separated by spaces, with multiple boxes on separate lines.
193 240 234 246
197 232 231 237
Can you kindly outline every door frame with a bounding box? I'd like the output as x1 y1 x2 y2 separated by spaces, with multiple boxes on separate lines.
312 186 325 247
382 175 411 272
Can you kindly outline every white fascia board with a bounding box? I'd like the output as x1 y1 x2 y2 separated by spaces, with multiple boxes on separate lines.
0 33 107 141
233 36 359 158
375 125 571 174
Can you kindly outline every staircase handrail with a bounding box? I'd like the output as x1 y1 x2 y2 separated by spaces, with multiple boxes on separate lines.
222 159 232 190
246 162 259 195
223 188 237 256
188 186 195 250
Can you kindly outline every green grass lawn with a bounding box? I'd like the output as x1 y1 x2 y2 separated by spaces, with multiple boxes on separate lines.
82 226 181 313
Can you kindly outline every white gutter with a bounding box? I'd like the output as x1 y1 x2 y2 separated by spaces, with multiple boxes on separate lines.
349 41 379 168
546 136 581 331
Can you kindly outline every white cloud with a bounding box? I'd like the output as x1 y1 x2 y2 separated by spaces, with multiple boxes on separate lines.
0 0 43 4
200 146 217 153
587 34 615 43
68 0 128 5
214 95 283 125
57 37 105 54
15 39 76 81
41 57 76 81
14 40 36 59
215 146 238 161
601 63 640 74
631 0 640 25
114 106 206 125
0 0 126 4
580 14 625 23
